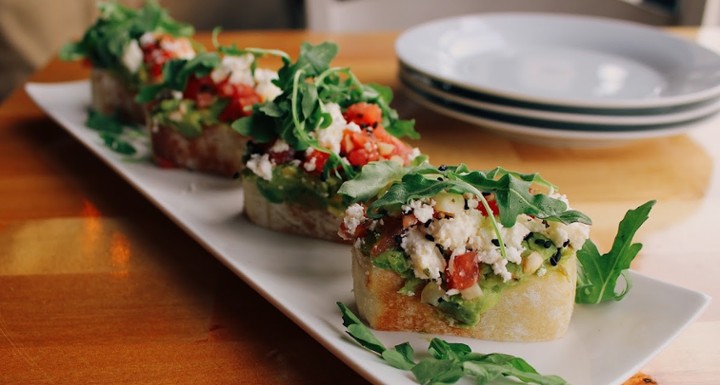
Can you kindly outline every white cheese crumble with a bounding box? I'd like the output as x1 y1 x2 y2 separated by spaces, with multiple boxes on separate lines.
253 68 282 102
269 139 290 153
303 148 317 172
121 40 143 73
159 37 195 59
401 227 445 280
139 32 156 46
343 203 365 236
314 103 360 154
211 54 255 85
246 153 273 181
402 199 435 223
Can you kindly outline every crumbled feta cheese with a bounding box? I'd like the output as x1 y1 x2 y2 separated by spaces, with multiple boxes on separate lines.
254 68 282 102
492 258 512 282
565 222 590 249
428 209 480 253
401 227 445 280
270 139 290 153
343 203 365 237
315 103 347 154
303 148 317 172
211 54 255 85
159 37 195 59
402 199 435 223
121 40 143 73
246 153 273 181
139 32 156 46
409 147 421 160
171 90 183 100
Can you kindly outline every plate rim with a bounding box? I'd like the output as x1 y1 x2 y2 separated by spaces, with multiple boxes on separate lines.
395 12 720 109
400 69 720 126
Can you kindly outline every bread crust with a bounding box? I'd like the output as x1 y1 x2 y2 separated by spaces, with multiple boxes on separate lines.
242 178 343 242
90 68 146 124
149 121 248 177
352 246 577 342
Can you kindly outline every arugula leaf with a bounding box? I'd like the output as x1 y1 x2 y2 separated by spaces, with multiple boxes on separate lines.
135 52 221 103
337 157 428 203
338 302 386 355
99 133 137 155
338 303 568 385
382 343 416 370
86 109 124 134
84 109 143 156
575 200 656 304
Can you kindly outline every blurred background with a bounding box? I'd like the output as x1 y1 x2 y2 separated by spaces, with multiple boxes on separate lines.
0 0 717 101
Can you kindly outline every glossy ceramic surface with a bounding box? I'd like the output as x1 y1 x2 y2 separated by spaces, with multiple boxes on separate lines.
396 14 720 109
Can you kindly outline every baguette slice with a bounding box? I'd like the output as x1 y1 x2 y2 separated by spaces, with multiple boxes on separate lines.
150 122 248 177
90 69 146 124
242 178 342 241
352 246 577 342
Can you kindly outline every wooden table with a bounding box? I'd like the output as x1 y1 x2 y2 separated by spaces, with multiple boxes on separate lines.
1 29 718 384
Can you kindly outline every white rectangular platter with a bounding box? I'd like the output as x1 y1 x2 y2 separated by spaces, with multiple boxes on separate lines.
26 80 710 385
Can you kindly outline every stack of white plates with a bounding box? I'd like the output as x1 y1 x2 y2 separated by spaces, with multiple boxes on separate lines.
396 13 720 146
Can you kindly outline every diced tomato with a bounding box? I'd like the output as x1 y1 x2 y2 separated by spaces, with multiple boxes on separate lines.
343 102 383 128
346 147 380 167
339 220 367 240
446 251 479 291
184 75 215 100
304 150 330 174
476 196 499 217
216 81 261 121
267 141 295 164
141 42 173 80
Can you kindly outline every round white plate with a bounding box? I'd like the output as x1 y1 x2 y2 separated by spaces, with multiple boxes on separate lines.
402 83 711 147
400 68 720 126
396 13 720 109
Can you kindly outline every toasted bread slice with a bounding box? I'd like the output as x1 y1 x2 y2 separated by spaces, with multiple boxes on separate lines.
90 69 146 124
352 246 577 342
242 178 343 242
149 122 247 177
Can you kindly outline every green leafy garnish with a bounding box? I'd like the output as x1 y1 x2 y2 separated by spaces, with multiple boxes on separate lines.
60 0 194 86
340 161 590 262
575 200 656 304
338 302 568 384
232 41 418 180
85 109 145 156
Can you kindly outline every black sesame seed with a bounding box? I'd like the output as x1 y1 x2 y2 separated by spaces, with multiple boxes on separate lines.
437 177 444 181
402 207 412 215
463 199 469 210
544 240 553 248
534 238 546 246
424 219 433 228
394 234 403 246
563 239 570 247
425 234 435 242
550 249 561 266
435 244 445 254
491 239 500 247
438 165 447 171
523 232 534 241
